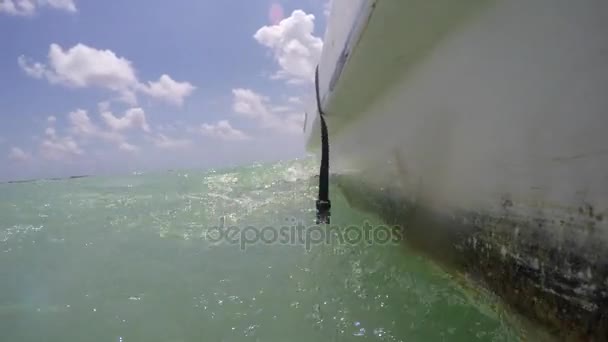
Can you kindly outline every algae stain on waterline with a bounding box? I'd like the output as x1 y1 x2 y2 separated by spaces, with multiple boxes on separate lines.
0 159 517 341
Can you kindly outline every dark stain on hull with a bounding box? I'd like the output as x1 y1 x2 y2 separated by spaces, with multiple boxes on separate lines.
333 174 608 341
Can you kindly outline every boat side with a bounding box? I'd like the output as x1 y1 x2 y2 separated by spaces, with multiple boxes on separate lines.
309 0 608 338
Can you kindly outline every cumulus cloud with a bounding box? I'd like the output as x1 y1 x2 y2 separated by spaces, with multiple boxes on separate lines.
17 56 47 78
68 109 99 137
139 74 196 107
254 10 323 84
232 88 304 134
47 44 137 89
100 107 150 132
271 105 292 113
24 108 142 161
0 0 76 16
150 134 192 150
40 135 83 160
35 110 84 160
228 9 315 139
118 142 139 152
19 43 195 106
20 107 146 161
232 88 272 120
18 44 138 104
287 96 302 104
200 120 249 141
44 0 75 11
8 147 32 162
45 126 56 138
68 109 139 152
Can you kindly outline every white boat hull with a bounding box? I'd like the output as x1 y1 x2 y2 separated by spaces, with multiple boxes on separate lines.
307 0 608 338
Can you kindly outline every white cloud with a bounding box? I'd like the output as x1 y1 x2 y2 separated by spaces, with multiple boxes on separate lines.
44 0 76 12
232 88 304 134
97 101 111 112
69 109 98 137
8 147 32 162
232 88 272 120
200 120 249 141
40 135 82 160
17 56 47 78
151 134 192 150
56 44 136 100
9 106 147 163
19 43 195 106
0 0 76 16
34 110 86 160
30 109 136 161
139 75 195 107
100 107 150 132
228 9 313 138
45 126 56 138
156 123 181 132
19 44 137 103
271 105 292 113
254 10 323 84
47 43 135 88
287 96 302 104
0 0 33 16
118 142 139 152
67 109 138 152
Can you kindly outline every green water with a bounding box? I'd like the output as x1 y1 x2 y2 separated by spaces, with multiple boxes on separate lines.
0 159 517 341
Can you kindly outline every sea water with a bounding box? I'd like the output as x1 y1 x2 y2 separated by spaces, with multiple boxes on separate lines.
0 158 517 341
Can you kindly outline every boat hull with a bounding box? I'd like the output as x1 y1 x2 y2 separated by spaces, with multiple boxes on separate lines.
308 0 608 338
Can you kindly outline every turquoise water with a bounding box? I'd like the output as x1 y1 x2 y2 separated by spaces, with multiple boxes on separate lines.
0 159 517 341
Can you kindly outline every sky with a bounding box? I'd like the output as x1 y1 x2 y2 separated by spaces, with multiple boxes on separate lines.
1 0 330 181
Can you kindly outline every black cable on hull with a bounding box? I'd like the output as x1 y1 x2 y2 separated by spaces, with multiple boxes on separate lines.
315 65 331 224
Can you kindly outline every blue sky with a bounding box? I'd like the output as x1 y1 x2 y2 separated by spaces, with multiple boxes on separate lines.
1 0 328 181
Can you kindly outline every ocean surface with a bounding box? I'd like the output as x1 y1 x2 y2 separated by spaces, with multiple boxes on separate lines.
0 159 518 341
